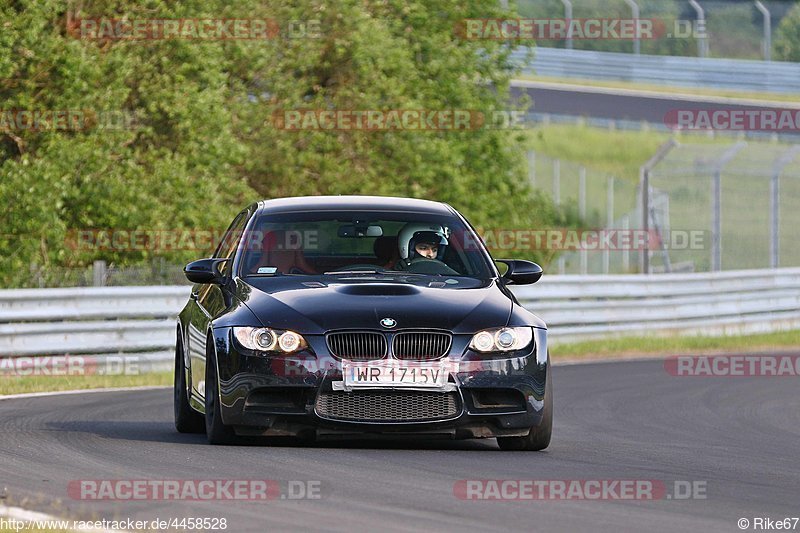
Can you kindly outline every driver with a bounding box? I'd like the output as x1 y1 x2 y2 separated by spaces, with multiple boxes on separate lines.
395 224 451 270
414 238 440 260
408 231 447 262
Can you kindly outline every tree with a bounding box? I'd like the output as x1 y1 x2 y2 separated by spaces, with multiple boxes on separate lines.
0 0 256 286
237 1 545 231
774 1 800 61
0 0 557 287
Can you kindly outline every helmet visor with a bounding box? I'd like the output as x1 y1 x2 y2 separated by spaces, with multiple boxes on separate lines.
412 231 447 246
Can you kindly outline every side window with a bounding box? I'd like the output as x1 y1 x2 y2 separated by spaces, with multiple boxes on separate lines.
213 210 249 277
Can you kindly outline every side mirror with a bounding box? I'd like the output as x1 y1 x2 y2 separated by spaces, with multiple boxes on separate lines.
497 259 543 285
184 258 228 284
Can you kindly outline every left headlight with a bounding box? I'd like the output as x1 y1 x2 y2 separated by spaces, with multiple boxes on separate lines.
233 327 308 354
468 327 533 353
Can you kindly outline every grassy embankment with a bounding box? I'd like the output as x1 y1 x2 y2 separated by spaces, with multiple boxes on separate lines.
524 123 800 360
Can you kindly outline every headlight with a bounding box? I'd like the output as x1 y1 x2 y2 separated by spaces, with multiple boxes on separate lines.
233 327 308 354
278 331 302 352
468 327 533 353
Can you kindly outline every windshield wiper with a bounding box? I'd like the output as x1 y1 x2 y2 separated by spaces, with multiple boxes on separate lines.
323 270 382 275
322 270 427 276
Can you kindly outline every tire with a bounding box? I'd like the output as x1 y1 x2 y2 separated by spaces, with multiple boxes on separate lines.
174 334 205 434
205 338 238 445
497 361 553 451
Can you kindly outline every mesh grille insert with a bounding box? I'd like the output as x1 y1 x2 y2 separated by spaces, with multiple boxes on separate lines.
315 390 459 422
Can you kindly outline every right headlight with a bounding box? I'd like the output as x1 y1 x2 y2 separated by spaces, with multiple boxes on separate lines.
232 327 308 354
468 327 533 353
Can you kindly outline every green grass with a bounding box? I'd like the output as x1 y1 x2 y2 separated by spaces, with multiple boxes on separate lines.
0 371 171 396
517 75 800 104
524 123 733 185
523 124 800 272
552 329 800 360
532 126 800 271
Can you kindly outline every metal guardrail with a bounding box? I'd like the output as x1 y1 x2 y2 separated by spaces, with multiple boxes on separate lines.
0 286 188 372
514 268 800 343
0 269 798 370
514 47 800 94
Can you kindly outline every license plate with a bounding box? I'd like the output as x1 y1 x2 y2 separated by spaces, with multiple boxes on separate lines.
343 361 448 389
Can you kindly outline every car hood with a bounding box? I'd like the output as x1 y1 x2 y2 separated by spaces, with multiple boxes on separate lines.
236 277 513 334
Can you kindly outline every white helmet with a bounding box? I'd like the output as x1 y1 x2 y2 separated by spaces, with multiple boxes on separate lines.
397 223 448 261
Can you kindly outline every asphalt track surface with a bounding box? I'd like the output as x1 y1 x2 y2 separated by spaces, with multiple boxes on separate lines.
511 81 800 124
1 359 798 533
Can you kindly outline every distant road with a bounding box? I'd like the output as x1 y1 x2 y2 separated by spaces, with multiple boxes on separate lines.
511 80 800 124
1 359 799 532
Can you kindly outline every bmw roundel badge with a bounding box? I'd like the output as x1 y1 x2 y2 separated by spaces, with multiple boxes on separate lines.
380 317 397 328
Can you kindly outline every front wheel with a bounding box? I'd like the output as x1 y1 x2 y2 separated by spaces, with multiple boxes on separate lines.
497 361 552 451
174 334 205 434
205 339 238 445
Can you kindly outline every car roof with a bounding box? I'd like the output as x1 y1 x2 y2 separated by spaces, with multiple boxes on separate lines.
255 195 455 215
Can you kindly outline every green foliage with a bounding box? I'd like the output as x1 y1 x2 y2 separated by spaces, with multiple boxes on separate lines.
775 1 800 61
1 0 256 285
0 0 559 287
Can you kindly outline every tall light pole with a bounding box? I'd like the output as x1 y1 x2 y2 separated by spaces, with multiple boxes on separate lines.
754 0 772 61
623 0 641 55
560 0 573 50
689 0 708 58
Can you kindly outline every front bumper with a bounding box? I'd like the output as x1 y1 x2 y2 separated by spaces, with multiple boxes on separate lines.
210 327 549 439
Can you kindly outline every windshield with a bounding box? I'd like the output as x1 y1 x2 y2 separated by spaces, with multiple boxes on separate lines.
237 210 495 284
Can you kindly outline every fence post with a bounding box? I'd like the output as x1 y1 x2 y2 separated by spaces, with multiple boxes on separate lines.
527 151 536 188
579 167 587 275
770 146 800 268
711 142 747 272
560 0 573 50
553 159 562 272
623 0 641 55
689 0 708 58
29 263 42 288
770 169 779 269
641 166 649 273
604 177 614 274
93 260 107 287
639 140 679 274
553 159 561 206
754 1 772 62
621 214 631 272
711 170 722 272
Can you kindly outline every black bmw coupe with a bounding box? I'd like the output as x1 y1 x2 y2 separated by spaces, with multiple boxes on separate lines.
175 196 551 450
